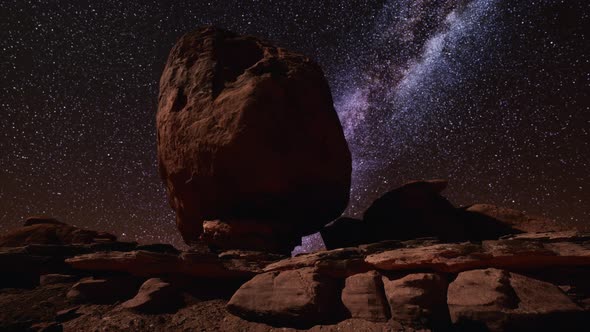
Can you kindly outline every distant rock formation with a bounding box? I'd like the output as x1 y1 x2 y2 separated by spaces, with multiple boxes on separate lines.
156 26 351 252
0 216 116 247
321 180 572 250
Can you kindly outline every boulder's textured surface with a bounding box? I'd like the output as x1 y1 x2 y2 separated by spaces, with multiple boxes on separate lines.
341 271 390 322
121 278 183 313
447 268 585 331
226 267 343 327
157 26 351 249
381 273 449 329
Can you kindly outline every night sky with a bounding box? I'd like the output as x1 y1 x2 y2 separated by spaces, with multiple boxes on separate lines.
2 0 589 248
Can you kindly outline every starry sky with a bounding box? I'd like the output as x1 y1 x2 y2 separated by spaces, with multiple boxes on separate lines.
1 0 589 248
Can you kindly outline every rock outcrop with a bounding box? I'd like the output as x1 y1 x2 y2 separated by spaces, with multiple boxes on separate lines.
0 217 117 247
448 268 585 331
121 278 184 313
381 273 449 329
320 180 576 250
67 277 142 304
341 271 390 322
0 218 589 331
362 179 466 242
461 203 562 236
226 267 343 327
227 233 590 329
157 26 351 252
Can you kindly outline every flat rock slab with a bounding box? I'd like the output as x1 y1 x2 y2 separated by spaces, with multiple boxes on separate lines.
365 239 590 273
65 249 280 278
265 247 368 277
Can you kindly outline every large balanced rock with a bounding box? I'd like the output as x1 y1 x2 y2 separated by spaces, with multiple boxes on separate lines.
157 26 351 251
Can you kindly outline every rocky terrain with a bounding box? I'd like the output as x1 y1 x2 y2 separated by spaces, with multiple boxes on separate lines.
1 27 588 331
1 192 588 331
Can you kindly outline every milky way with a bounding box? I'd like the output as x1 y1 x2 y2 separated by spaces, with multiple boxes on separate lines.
1 0 588 249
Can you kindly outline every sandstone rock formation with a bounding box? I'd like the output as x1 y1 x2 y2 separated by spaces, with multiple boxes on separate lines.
320 180 577 250
67 277 141 304
0 217 117 247
448 268 585 331
226 267 343 327
1 219 589 331
341 271 390 322
362 180 465 242
122 278 183 313
227 233 590 329
462 203 563 235
156 26 351 251
381 273 449 329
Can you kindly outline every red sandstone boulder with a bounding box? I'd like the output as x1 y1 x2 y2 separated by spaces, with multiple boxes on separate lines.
447 268 586 331
156 26 351 250
381 273 450 329
121 278 183 313
226 267 343 327
362 180 466 242
341 271 390 322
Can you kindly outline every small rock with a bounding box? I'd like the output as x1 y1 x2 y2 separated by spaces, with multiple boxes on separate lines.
67 277 141 304
381 273 449 330
122 278 183 313
341 271 390 322
227 267 343 327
